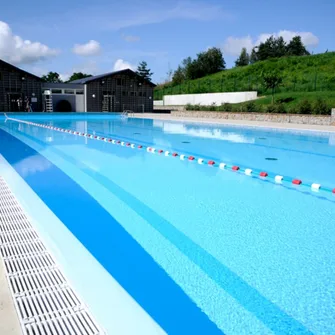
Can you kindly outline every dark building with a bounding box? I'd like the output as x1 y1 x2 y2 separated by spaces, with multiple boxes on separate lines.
0 59 155 113
0 59 42 112
69 69 155 113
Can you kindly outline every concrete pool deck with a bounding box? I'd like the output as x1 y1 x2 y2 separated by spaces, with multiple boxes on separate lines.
133 113 335 133
0 259 21 335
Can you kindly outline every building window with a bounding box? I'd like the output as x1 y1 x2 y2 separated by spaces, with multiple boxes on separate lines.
138 92 142 97
122 91 126 96
130 92 134 96
143 92 147 97
51 89 62 94
117 78 121 85
122 79 126 86
0 73 2 81
64 89 74 94
76 90 84 95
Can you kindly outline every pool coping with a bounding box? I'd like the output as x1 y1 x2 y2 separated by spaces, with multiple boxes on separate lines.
132 113 335 133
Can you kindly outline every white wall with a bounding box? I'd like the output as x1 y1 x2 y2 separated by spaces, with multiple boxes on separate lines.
154 100 164 106
75 94 85 112
163 92 258 106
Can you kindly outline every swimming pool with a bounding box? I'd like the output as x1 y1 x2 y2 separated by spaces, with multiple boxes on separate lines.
1 113 335 334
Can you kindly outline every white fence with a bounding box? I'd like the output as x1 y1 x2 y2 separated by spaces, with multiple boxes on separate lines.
154 100 164 106
162 92 258 106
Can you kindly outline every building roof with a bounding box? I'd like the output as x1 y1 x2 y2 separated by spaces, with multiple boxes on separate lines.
69 69 156 87
0 59 42 80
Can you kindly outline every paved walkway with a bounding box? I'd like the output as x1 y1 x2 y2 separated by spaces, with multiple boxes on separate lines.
0 259 21 335
133 113 335 133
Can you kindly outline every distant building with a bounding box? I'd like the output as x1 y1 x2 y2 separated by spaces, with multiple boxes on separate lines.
42 69 155 113
0 58 155 113
0 59 42 112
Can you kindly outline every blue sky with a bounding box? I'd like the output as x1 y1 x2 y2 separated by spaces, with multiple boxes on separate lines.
1 0 334 83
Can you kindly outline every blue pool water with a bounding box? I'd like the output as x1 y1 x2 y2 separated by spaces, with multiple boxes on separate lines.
1 113 335 334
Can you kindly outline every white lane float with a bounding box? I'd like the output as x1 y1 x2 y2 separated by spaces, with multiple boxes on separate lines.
275 175 284 183
311 183 321 191
245 168 252 176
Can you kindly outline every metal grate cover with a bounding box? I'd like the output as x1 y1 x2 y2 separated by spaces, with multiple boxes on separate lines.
0 177 104 335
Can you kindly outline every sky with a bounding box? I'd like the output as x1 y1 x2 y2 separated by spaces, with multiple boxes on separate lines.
0 0 334 83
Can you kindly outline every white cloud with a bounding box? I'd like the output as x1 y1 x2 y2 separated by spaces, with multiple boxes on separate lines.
223 30 319 56
223 36 254 56
0 21 59 64
59 73 70 82
113 59 135 71
263 30 318 46
72 40 101 56
121 34 140 42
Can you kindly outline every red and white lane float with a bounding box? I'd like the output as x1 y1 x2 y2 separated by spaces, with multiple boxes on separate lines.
5 116 335 195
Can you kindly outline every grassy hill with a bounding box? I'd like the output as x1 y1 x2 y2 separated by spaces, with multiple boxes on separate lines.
154 52 335 101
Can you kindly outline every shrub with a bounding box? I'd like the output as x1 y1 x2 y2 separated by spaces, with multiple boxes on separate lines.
209 102 216 111
289 106 298 114
185 103 193 110
220 102 232 112
266 104 277 113
238 103 248 112
312 98 330 115
275 103 286 113
245 101 257 112
296 99 312 114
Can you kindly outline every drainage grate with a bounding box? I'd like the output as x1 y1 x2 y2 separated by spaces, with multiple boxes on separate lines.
0 177 104 335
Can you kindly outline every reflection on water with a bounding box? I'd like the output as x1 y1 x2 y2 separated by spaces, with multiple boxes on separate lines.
14 154 52 177
153 120 255 144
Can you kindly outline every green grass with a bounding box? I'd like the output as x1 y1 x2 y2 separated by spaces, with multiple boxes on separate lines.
243 91 335 109
184 92 335 114
154 52 335 100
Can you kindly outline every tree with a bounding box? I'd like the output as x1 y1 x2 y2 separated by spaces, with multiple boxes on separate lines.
262 70 283 104
172 66 186 85
286 36 310 56
250 48 259 64
273 36 287 58
196 47 225 77
136 61 153 81
68 72 92 82
235 48 250 67
257 36 277 61
41 72 63 83
251 35 310 63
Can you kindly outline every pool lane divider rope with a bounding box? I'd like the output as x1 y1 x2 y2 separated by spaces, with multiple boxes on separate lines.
6 116 334 195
